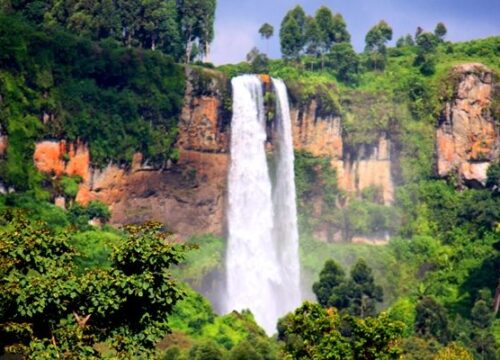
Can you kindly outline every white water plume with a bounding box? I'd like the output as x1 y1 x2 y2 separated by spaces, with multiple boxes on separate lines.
225 75 301 334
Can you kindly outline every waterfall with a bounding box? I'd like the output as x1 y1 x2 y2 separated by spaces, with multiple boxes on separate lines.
225 75 301 334
272 78 301 312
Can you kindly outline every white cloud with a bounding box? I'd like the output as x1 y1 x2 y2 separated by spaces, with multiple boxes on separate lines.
210 21 259 65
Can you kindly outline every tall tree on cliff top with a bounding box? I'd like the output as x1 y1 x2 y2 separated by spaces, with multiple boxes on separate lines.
331 13 350 43
304 16 320 70
139 0 182 56
434 22 447 41
314 7 351 69
280 5 306 60
259 22 274 54
314 6 334 68
178 0 217 63
365 20 393 70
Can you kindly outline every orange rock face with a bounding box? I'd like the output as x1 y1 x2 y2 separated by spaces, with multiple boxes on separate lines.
177 96 229 153
437 63 499 185
34 140 90 180
291 101 394 205
0 135 8 157
76 82 230 238
291 100 343 159
336 135 394 205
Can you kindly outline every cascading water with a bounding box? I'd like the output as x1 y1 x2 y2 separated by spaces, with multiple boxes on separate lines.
225 75 301 334
271 78 301 312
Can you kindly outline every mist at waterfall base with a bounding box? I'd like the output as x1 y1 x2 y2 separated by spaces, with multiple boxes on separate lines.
224 75 302 334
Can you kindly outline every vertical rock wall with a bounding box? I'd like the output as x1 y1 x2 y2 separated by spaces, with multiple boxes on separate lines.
437 63 498 186
291 101 394 205
29 63 498 240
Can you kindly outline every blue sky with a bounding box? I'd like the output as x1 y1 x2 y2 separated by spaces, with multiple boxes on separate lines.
210 0 500 65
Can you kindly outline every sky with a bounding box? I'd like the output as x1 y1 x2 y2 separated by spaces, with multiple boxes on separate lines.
210 0 500 65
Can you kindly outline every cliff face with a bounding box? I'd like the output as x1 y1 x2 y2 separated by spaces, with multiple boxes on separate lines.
33 141 90 181
34 68 230 238
30 64 498 240
291 102 394 205
437 63 499 186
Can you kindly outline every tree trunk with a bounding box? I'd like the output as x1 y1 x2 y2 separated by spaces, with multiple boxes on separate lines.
494 277 500 315
204 41 210 63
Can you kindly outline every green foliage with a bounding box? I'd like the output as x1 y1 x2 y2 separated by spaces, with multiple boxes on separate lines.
178 0 217 62
0 13 185 189
167 286 275 357
68 201 111 229
365 20 393 70
434 23 448 41
414 32 439 75
280 6 306 60
258 23 274 40
59 175 81 199
486 161 500 190
5 0 217 63
0 215 187 356
173 233 225 304
246 47 269 74
415 296 450 343
313 259 384 317
278 302 404 359
313 260 346 307
329 42 359 83
188 341 225 360
70 229 122 271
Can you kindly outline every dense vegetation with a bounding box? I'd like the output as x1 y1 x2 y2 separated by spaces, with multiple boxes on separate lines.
0 0 216 62
0 1 499 359
0 13 185 199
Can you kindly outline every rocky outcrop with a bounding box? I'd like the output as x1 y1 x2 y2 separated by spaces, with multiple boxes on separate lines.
437 63 499 186
177 68 230 153
29 64 497 241
77 150 228 238
33 141 90 181
337 135 394 205
34 68 231 239
291 102 394 205
0 135 7 157
291 100 343 159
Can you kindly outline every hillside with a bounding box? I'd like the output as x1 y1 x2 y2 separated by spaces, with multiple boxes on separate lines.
0 3 499 359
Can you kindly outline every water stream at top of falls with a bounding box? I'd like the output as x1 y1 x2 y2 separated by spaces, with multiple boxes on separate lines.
225 75 301 334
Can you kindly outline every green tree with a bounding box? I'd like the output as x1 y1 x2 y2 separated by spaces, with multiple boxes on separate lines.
278 302 404 360
434 22 447 41
364 20 393 70
405 34 415 46
259 22 274 40
279 18 302 60
188 341 225 360
314 6 334 68
304 16 320 69
396 36 405 48
280 5 306 60
346 259 384 317
396 34 415 48
486 162 500 191
246 47 269 74
178 0 217 62
415 296 449 343
469 293 497 360
0 213 187 357
313 259 383 318
259 22 274 54
329 42 359 83
414 32 439 75
313 260 346 307
331 13 350 43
